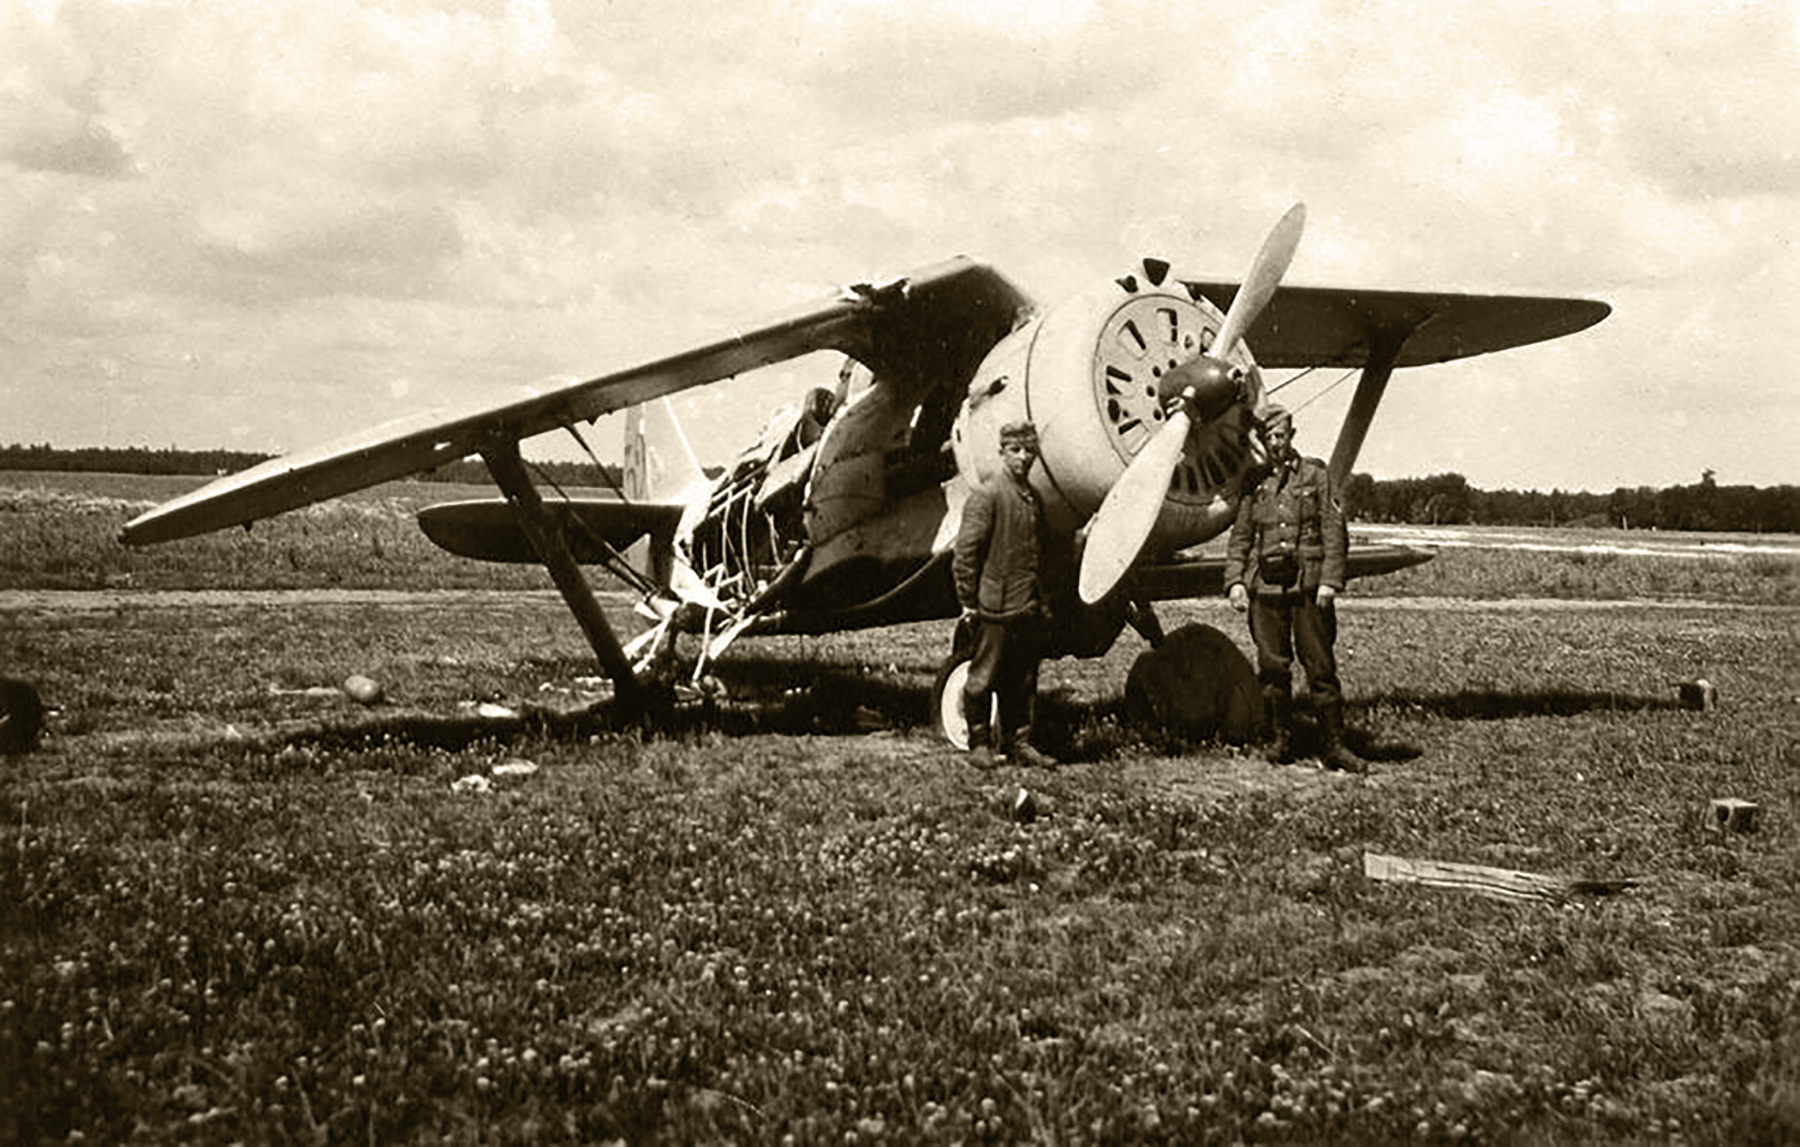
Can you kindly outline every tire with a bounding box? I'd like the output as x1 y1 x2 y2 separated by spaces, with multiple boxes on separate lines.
1122 622 1259 743
932 657 976 749
931 645 998 750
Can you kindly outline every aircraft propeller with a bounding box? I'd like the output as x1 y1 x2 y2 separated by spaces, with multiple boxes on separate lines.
1076 203 1306 605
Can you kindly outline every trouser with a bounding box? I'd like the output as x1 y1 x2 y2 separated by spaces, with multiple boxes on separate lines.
962 617 1041 747
1248 588 1342 712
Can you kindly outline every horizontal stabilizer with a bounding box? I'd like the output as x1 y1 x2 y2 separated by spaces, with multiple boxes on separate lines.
417 497 684 564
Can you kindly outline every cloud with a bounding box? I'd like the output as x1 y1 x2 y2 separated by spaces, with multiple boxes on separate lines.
191 186 466 300
1557 5 1800 202
1 0 1795 488
0 3 132 177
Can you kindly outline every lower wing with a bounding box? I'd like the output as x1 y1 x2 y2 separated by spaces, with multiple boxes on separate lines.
1125 542 1433 601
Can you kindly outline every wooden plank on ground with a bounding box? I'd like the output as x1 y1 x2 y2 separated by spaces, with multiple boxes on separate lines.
1362 852 1637 904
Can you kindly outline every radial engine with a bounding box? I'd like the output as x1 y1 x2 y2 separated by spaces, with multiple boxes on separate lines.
950 258 1269 560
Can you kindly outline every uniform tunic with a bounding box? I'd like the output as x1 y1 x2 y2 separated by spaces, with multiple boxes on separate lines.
1224 454 1349 709
953 471 1047 745
954 471 1044 620
1222 454 1346 594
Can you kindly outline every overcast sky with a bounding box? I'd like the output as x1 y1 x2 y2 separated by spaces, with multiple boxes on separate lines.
4 0 1795 491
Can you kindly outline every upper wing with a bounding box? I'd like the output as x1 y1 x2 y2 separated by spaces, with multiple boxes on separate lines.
121 256 1034 545
1190 283 1611 368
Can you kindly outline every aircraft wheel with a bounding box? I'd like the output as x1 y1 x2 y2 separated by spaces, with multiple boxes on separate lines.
933 657 973 749
932 657 1002 751
933 619 999 751
1123 623 1259 744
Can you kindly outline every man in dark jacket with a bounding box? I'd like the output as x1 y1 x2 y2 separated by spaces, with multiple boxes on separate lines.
953 421 1057 769
1223 406 1368 773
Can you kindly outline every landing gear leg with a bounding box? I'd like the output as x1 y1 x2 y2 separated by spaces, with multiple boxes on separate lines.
1124 600 1165 648
481 439 646 716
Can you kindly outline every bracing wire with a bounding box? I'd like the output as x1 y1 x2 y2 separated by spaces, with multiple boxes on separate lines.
564 421 625 498
1268 367 1359 416
1265 365 1321 397
523 430 660 597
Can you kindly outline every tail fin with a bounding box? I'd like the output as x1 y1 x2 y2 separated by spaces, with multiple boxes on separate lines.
622 398 706 502
623 406 650 501
620 398 708 597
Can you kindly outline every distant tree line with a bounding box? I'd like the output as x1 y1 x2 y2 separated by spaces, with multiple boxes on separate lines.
0 442 275 477
5 443 1794 532
0 443 623 489
1343 469 1800 533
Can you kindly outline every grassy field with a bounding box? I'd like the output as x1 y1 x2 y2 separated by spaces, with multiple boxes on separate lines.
1 473 558 593
5 472 1797 604
3 476 1799 1143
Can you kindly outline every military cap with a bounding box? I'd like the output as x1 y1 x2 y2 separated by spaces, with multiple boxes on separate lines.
1260 404 1292 431
1000 421 1039 448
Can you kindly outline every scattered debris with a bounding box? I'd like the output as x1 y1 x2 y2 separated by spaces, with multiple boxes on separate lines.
538 679 612 705
1363 851 1637 904
268 683 341 698
1675 679 1718 710
670 678 727 705
1706 797 1758 834
268 675 385 705
342 674 385 706
1011 787 1038 824
452 758 540 794
459 700 520 720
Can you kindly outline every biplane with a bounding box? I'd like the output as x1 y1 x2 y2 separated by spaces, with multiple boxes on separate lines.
121 205 1609 738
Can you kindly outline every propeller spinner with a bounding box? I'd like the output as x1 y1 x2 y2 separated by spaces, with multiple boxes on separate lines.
1077 203 1307 605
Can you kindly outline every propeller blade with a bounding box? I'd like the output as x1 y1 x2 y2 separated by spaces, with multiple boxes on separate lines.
1211 202 1306 361
1075 204 1307 605
1077 405 1193 604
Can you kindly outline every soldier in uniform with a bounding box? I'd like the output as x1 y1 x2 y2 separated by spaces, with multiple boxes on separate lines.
1223 405 1369 773
952 421 1058 770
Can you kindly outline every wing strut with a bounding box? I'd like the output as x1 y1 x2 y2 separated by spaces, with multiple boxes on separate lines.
1327 331 1405 490
480 439 646 716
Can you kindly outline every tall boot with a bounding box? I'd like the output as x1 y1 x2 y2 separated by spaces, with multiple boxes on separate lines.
1264 688 1295 764
1006 729 1058 770
965 719 996 770
1321 702 1369 774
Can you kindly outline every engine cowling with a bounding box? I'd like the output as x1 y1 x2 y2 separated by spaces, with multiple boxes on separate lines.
950 261 1266 556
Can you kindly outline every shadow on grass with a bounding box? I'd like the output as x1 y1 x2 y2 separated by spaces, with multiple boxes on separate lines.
703 654 936 735
234 655 1157 767
243 658 1688 766
246 657 946 759
1359 687 1678 722
203 676 1678 773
